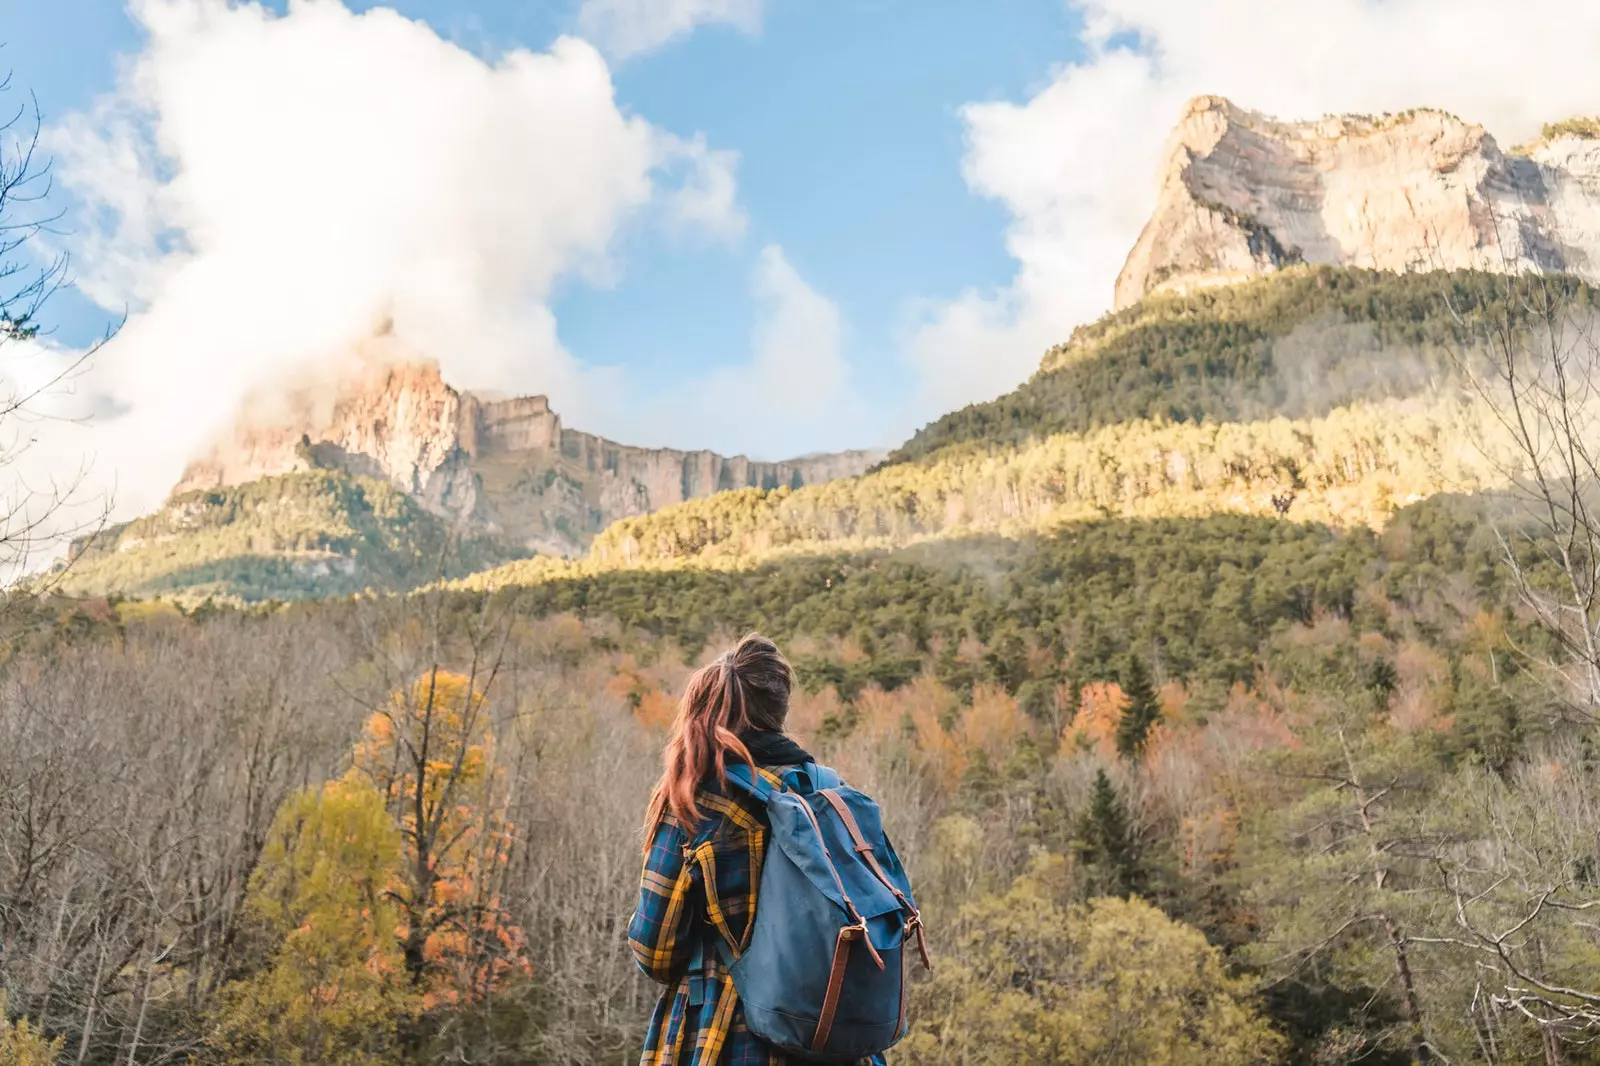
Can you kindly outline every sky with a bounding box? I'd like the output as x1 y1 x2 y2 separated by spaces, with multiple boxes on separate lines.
3 0 1600 529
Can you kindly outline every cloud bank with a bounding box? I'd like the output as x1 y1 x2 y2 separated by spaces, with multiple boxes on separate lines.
37 0 762 520
905 0 1600 421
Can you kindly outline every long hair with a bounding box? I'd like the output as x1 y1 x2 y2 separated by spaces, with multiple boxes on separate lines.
643 632 793 838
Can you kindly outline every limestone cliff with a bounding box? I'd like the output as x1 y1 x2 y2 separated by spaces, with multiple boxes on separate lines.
1115 96 1600 308
175 360 880 556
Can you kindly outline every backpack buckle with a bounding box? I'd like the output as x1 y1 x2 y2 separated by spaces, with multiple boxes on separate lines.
845 918 885 970
903 910 933 971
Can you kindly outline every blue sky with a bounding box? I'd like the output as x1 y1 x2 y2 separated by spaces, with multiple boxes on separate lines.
2 0 1084 439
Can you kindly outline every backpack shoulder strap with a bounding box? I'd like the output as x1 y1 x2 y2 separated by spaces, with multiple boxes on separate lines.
722 761 778 802
817 788 933 971
806 761 842 791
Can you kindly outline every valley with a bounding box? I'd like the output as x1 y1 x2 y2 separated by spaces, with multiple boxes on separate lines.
9 89 1600 1066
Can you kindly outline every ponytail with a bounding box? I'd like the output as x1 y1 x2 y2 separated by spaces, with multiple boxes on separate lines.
644 633 793 839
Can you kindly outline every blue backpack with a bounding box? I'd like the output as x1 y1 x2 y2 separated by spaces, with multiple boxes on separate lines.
720 761 931 1062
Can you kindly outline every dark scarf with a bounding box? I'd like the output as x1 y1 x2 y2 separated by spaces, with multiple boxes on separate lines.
740 729 812 769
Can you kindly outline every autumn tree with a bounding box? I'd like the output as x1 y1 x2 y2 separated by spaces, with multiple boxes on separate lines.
902 854 1284 1065
349 666 526 1006
0 991 62 1066
209 779 417 1065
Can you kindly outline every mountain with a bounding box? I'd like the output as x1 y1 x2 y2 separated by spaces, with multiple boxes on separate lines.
174 355 879 556
61 469 523 602
466 266 1555 582
1116 95 1600 309
66 96 1600 602
62 348 878 600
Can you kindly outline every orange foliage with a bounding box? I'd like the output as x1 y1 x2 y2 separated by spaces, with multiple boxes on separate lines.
860 676 967 794
912 703 966 794
351 670 530 1008
1061 681 1126 759
849 686 905 749
634 688 676 731
956 684 1028 764
787 685 849 745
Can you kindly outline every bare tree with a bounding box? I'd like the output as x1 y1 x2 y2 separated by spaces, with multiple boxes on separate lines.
0 64 114 586
1436 272 1600 1055
1448 273 1600 715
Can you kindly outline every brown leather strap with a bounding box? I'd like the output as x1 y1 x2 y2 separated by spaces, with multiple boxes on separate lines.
813 924 855 1052
898 944 909 1038
819 789 932 971
796 798 887 971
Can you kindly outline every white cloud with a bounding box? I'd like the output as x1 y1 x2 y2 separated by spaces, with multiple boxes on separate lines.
35 0 746 520
576 0 763 62
623 244 863 459
906 0 1600 425
657 132 747 240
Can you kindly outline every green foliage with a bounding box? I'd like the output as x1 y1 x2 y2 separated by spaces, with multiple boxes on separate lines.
0 992 62 1066
62 470 526 602
208 778 417 1065
1114 655 1160 757
491 513 1380 686
888 266 1593 464
1074 770 1145 898
1542 116 1600 142
574 393 1503 568
901 855 1285 1065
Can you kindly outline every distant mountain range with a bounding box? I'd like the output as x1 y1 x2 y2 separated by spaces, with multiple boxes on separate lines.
61 95 1600 602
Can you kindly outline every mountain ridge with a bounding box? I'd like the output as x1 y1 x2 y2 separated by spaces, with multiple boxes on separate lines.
176 352 880 556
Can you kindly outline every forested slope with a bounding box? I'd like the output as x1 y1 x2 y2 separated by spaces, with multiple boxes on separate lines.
461 268 1552 580
59 470 526 601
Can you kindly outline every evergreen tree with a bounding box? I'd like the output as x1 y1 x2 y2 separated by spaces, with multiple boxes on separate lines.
1115 654 1162 758
1076 769 1144 898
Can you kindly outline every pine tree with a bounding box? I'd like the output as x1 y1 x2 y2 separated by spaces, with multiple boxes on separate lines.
1076 769 1144 898
1115 654 1162 758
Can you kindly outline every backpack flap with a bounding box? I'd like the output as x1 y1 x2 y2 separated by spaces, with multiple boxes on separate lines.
766 793 904 940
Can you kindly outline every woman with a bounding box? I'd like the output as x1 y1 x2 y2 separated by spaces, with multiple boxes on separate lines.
628 633 885 1066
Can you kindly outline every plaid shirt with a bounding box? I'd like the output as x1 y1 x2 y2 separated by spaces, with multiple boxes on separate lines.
629 766 886 1066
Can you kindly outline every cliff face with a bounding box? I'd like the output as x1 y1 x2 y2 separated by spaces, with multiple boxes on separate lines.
1116 96 1600 308
176 361 879 555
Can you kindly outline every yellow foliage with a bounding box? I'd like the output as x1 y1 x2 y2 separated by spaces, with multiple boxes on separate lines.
0 992 62 1066
349 670 529 1008
901 855 1286 1066
211 779 416 1065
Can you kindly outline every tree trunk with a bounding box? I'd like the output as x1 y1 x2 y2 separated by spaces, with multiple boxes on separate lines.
1379 911 1430 1065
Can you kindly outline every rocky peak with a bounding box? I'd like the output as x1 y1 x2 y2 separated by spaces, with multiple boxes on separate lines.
176 359 466 498
174 355 880 555
1115 95 1600 308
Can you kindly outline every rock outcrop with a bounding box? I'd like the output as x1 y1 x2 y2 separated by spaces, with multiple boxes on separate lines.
1116 95 1600 309
176 358 880 555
